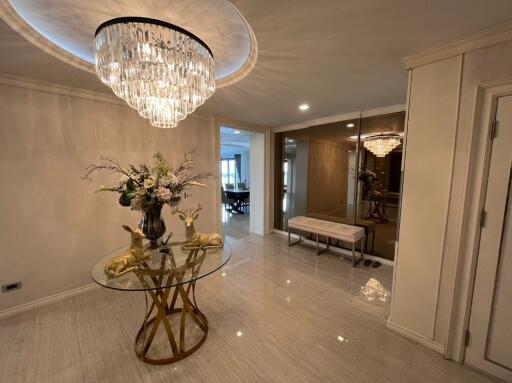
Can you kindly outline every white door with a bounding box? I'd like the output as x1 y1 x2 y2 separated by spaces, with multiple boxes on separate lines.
465 95 512 382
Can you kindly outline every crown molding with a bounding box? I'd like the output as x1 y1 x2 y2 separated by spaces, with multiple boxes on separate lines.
0 72 213 122
215 115 270 134
404 22 512 69
0 72 124 105
273 104 406 133
360 104 406 118
0 0 257 89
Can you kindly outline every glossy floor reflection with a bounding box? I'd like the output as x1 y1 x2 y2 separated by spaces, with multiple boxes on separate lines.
222 203 249 239
0 234 495 383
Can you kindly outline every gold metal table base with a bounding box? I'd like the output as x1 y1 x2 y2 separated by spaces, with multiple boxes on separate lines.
134 249 209 365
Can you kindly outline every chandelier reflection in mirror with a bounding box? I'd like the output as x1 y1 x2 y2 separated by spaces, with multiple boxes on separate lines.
363 134 401 157
94 17 215 128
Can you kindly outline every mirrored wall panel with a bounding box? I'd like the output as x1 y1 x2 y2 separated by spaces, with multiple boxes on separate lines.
274 112 405 261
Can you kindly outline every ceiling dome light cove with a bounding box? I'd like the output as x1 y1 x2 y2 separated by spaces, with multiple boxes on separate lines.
1 0 257 89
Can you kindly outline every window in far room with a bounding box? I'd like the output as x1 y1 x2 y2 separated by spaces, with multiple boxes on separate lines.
221 158 237 187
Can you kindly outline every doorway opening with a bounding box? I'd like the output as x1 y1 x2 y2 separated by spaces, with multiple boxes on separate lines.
220 126 265 238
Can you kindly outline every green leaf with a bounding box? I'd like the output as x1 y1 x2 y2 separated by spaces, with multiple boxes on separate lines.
95 187 116 193
126 179 136 192
119 192 135 207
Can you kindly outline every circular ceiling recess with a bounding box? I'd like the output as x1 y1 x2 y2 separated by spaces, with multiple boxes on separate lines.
0 0 258 88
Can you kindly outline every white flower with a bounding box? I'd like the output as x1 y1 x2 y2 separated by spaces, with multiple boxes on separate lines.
155 186 172 202
159 173 178 186
143 178 156 189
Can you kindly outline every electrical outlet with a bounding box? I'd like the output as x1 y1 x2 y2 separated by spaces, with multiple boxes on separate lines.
2 281 22 293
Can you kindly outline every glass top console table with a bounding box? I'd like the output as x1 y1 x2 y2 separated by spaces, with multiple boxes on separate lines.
92 238 231 364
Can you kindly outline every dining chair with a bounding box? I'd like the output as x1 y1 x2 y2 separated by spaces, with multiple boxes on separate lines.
237 182 247 190
221 186 232 211
225 183 235 189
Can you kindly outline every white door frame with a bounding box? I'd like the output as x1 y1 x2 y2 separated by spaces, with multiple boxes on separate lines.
214 116 272 235
446 79 512 363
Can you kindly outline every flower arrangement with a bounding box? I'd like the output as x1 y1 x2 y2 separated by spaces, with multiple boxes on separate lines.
82 151 212 211
357 167 377 199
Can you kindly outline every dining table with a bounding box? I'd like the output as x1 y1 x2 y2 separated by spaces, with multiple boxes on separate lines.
224 189 250 214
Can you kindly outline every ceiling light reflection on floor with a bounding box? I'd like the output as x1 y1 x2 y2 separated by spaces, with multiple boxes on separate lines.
286 279 291 284
236 331 243 337
337 335 349 343
360 278 390 303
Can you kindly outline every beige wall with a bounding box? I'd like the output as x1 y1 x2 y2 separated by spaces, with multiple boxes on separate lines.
390 38 512 357
0 78 218 312
390 56 462 344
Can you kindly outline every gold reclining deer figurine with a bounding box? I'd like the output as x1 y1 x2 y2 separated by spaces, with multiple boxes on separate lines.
104 225 150 278
173 205 224 249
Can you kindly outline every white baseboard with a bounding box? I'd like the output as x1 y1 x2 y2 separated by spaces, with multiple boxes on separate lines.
0 282 99 321
273 229 395 267
386 319 446 355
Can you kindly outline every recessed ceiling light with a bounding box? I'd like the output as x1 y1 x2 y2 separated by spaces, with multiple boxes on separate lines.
298 104 309 111
234 130 241 134
347 123 355 128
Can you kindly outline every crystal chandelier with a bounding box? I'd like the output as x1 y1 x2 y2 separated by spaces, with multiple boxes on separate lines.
94 17 215 128
363 134 401 157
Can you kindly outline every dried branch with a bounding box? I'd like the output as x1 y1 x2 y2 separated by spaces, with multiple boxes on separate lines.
81 156 142 186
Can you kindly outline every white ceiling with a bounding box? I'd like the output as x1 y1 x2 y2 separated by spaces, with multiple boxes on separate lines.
220 126 251 147
1 0 512 127
220 126 251 157
8 0 252 80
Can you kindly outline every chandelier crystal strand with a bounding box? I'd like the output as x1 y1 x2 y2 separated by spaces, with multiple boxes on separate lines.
94 18 215 128
363 134 401 157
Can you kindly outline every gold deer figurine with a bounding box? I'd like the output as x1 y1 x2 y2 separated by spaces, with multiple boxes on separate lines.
104 225 150 278
173 205 224 249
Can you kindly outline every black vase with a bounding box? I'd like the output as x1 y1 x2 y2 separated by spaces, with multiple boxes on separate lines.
139 204 166 249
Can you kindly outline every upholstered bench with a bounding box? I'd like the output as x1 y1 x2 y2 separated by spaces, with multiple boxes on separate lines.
306 213 376 254
287 216 365 266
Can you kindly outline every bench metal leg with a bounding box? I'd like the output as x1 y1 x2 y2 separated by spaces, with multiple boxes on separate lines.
288 227 302 247
316 234 329 256
352 235 365 267
362 235 365 261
